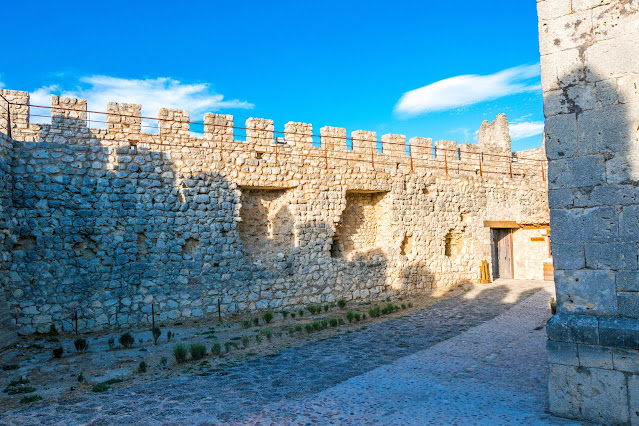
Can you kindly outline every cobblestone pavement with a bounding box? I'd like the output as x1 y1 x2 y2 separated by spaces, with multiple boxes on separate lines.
1 280 571 425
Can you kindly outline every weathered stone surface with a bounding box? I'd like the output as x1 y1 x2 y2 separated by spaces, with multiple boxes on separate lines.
546 313 599 345
548 363 629 424
578 343 613 369
0 95 549 335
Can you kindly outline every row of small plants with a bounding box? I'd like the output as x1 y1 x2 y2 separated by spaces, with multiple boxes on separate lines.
241 299 352 328
2 378 42 404
51 327 174 359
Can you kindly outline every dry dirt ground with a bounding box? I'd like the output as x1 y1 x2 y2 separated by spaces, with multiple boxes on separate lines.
0 284 472 410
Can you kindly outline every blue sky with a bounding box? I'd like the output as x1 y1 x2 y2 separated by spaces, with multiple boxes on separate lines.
0 0 544 151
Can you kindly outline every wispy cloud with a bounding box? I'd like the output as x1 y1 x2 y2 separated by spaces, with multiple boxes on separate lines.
394 64 541 117
28 76 254 125
509 121 544 140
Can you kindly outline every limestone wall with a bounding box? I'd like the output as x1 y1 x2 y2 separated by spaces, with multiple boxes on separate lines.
0 90 548 335
0 130 18 349
512 227 550 281
538 0 639 423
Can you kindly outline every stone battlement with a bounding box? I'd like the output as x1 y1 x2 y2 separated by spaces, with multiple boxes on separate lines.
0 90 543 178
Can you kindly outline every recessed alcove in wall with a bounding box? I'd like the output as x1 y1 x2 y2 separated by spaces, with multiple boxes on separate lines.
444 230 464 260
331 190 389 261
238 187 295 262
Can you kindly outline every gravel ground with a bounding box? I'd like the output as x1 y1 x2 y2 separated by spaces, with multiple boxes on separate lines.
0 280 578 425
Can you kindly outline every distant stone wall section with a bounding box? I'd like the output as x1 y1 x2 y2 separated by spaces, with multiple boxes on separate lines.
0 90 548 335
0 130 18 349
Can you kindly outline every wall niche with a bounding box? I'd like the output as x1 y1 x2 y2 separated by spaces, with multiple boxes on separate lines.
238 187 295 262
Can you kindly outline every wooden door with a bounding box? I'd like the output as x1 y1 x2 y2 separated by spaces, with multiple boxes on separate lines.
492 229 513 279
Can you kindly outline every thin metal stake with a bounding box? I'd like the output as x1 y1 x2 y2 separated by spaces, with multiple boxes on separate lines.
218 299 222 323
74 310 79 336
152 304 155 329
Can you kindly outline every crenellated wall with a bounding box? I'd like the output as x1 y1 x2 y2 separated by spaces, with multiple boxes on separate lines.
0 89 548 335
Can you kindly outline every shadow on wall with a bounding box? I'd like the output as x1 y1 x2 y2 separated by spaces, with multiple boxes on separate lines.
545 63 637 318
8 114 246 333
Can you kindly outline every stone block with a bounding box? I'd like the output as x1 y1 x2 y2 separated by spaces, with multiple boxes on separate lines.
620 205 639 242
619 292 639 319
617 271 639 292
600 316 639 350
595 78 618 106
537 0 572 20
551 242 585 270
548 155 606 189
555 269 617 315
548 189 574 209
572 0 612 12
584 242 638 270
577 104 629 156
548 363 629 424
613 347 639 373
585 36 639 81
538 9 594 56
547 340 579 365
630 374 639 426
547 313 599 344
578 343 613 369
544 113 577 160
540 49 585 93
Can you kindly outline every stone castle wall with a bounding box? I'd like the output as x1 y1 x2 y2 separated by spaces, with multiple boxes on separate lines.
538 0 639 423
0 90 548 335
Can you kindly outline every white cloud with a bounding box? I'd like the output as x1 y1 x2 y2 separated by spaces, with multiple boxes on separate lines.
394 64 541 117
509 121 545 140
28 76 254 127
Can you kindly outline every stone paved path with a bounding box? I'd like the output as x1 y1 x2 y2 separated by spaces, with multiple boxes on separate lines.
0 280 573 425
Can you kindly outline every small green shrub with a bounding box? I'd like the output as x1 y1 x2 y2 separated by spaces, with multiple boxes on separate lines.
291 313 296 318
369 306 381 318
338 299 347 309
52 347 63 358
107 337 115 350
252 318 259 326
262 329 273 341
19 395 42 404
321 319 328 329
78 372 84 383
294 325 303 332
281 310 289 318
7 378 29 387
173 343 188 363
5 386 36 395
160 357 168 367
92 378 123 393
211 343 222 356
312 321 322 331
307 305 318 315
138 360 148 373
304 324 313 333
242 320 251 328
362 313 367 320
407 302 413 308
354 313 361 321
189 343 207 360
338 318 345 325
119 332 135 348
74 338 89 352
255 335 262 343
324 305 329 312
346 311 355 323
329 318 338 327
224 342 233 353
167 331 173 342
263 311 274 324
242 336 250 347
401 304 407 309
152 327 161 345
48 324 59 335
298 309 304 317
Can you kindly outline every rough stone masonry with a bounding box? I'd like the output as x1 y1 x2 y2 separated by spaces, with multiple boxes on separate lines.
538 0 639 424
0 90 548 343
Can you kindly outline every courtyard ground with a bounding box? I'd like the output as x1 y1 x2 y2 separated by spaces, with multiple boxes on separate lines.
0 280 580 425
